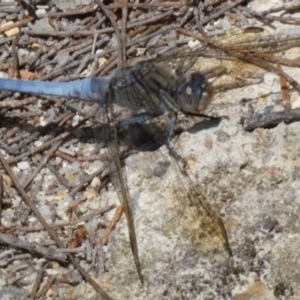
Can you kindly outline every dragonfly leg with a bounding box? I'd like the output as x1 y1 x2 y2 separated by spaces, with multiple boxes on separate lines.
117 113 159 127
185 112 227 120
166 113 188 170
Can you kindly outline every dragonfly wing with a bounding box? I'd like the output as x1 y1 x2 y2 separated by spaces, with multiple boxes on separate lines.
92 61 215 283
152 27 300 112
115 120 233 292
93 92 143 282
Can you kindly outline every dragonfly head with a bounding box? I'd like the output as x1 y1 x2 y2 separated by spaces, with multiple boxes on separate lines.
177 72 214 113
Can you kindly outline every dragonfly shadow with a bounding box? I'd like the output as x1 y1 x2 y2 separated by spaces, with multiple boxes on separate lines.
187 118 222 134
176 118 222 134
118 121 169 152
92 121 167 155
116 116 223 153
0 114 96 155
114 116 222 154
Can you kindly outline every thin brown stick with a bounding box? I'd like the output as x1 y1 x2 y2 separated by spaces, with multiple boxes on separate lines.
0 149 113 300
11 36 19 79
36 275 55 298
243 107 300 131
38 6 96 19
0 232 67 262
96 0 124 67
23 141 62 190
0 16 34 34
46 162 72 190
121 0 128 66
30 266 44 299
241 6 300 24
54 150 76 163
0 96 38 109
276 62 291 110
201 0 246 25
0 1 16 7
179 26 300 93
70 165 108 196
7 132 70 164
0 175 2 228
102 206 124 245
18 205 116 232
58 113 75 127
93 234 105 275
7 110 96 164
109 1 185 9
99 46 137 76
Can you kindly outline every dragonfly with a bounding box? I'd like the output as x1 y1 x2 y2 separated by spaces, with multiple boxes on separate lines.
0 58 226 271
1 24 300 298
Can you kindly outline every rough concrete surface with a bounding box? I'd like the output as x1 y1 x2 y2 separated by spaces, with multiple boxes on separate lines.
1 0 300 299
61 1 300 299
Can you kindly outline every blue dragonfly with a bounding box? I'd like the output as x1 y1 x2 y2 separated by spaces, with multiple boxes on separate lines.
0 58 219 283
1 25 300 291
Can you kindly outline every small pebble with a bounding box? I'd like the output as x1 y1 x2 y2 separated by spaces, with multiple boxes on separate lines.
263 72 279 86
188 40 201 49
65 170 75 184
17 161 30 170
35 8 47 15
70 161 80 169
17 48 30 58
87 160 104 174
291 98 300 109
2 21 19 36
259 217 279 233
39 205 53 223
0 72 9 79
91 177 101 188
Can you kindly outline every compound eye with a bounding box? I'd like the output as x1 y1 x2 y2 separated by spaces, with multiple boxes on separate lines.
177 73 212 113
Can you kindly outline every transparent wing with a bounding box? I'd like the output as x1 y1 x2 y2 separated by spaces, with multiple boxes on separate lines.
119 121 233 291
98 26 300 281
152 27 300 112
93 97 143 282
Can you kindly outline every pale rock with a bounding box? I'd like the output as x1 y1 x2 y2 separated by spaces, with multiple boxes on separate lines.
29 19 54 32
35 9 47 15
98 57 108 66
58 147 76 157
65 170 74 184
39 116 47 127
17 48 30 58
233 282 275 300
45 269 58 275
1 21 19 36
91 176 101 188
188 39 201 49
263 72 279 86
136 48 146 56
12 166 20 174
34 174 43 182
0 72 9 79
84 188 98 200
86 160 104 174
291 98 300 109
17 161 30 170
2 174 12 186
221 16 232 31
55 157 62 164
55 51 70 66
70 161 80 170
39 205 53 223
